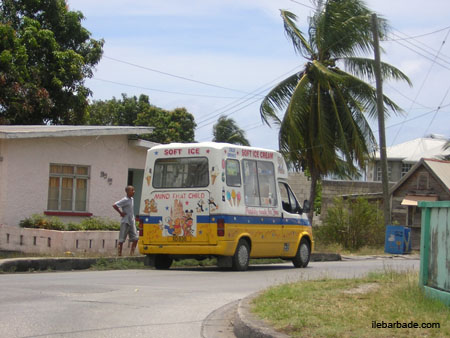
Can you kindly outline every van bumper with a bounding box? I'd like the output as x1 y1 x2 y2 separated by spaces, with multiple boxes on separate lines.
138 240 236 256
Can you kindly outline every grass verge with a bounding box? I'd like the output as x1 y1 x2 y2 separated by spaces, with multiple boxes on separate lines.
251 270 449 337
89 257 286 270
90 258 146 270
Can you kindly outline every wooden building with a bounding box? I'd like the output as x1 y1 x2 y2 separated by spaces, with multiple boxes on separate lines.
390 158 450 249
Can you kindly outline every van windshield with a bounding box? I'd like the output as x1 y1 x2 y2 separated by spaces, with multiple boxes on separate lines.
153 157 209 188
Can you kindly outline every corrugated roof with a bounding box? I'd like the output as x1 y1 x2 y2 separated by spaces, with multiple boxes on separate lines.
0 125 154 139
375 137 450 162
424 159 450 191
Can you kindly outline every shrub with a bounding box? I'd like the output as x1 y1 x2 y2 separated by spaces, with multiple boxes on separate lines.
19 215 120 231
80 217 120 231
19 214 64 230
65 222 84 231
317 197 385 251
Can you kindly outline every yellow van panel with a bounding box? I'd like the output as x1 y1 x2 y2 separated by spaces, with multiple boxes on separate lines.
139 214 313 258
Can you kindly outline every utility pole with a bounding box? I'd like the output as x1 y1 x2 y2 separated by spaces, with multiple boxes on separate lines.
371 13 391 226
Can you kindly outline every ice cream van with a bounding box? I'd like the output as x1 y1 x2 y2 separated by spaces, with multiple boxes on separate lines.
137 142 313 271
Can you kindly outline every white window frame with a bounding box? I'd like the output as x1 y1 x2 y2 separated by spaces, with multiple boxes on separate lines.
376 165 392 181
401 163 412 177
47 164 90 212
242 159 277 208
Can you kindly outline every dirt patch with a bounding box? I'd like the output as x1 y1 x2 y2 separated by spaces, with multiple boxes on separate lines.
343 283 379 294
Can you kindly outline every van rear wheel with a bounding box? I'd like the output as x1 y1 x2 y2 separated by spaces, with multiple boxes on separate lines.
292 238 310 268
232 239 250 271
155 255 173 270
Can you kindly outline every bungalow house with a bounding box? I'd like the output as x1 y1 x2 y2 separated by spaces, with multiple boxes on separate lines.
390 158 450 249
0 126 156 228
366 135 450 183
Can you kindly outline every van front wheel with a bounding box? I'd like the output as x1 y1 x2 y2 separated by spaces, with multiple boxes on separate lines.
292 238 310 268
232 239 250 271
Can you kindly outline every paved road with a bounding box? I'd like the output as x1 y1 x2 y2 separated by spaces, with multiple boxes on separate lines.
0 258 419 338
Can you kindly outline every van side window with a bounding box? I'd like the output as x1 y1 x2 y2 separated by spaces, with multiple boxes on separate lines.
226 159 241 187
243 160 277 207
280 182 301 214
153 157 209 188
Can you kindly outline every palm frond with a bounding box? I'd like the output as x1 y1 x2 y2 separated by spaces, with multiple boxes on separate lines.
280 10 314 58
334 68 404 119
343 57 412 86
260 71 306 126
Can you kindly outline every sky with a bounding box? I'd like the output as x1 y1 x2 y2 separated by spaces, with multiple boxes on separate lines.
68 0 450 151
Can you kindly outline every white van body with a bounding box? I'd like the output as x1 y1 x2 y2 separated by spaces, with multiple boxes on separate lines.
138 142 313 270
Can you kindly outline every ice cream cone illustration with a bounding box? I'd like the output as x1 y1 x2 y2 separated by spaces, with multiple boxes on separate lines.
226 191 232 207
232 190 236 206
237 192 241 207
211 166 218 185
146 175 151 186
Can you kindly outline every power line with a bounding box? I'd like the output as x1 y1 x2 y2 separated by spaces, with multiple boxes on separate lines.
389 38 450 72
390 28 450 145
385 83 433 110
103 55 258 95
91 77 240 99
386 25 450 42
289 0 316 11
375 104 450 132
196 96 262 130
197 120 265 142
422 84 450 137
389 30 450 68
195 64 303 128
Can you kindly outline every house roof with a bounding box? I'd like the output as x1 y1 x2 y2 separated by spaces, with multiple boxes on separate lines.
390 158 450 195
375 136 450 162
425 158 450 190
0 125 154 139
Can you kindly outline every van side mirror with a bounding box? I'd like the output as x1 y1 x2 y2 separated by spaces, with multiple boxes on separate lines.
303 200 310 213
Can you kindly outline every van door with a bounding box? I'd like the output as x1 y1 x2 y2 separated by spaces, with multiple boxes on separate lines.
279 181 305 257
141 190 215 245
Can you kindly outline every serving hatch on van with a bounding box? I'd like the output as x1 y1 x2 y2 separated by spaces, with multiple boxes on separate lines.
138 142 313 271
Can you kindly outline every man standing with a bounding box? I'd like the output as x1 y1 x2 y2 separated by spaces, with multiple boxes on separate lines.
113 186 138 256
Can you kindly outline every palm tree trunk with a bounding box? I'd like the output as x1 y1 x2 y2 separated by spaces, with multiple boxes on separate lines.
307 169 319 224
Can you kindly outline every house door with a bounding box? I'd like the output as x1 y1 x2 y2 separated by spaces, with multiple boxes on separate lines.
128 169 144 216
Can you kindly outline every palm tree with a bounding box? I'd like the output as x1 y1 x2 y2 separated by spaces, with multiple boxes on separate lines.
213 116 250 146
260 0 411 222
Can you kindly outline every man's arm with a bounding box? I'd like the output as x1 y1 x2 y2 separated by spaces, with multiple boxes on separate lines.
113 204 125 218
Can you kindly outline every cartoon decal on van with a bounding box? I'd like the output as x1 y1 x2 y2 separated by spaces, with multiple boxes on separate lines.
211 166 219 185
143 198 158 214
159 199 196 237
149 190 210 238
145 168 152 186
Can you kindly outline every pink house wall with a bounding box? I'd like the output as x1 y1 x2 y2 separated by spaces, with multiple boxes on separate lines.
0 135 148 227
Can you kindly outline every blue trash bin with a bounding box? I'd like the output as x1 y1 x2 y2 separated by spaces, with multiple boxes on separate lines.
385 225 411 254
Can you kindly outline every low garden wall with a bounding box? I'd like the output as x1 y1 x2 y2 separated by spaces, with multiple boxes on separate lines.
0 224 125 256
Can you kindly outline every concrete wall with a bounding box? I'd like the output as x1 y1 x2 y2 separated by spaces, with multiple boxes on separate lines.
321 180 387 221
0 224 122 256
0 135 148 227
287 172 311 203
286 173 389 225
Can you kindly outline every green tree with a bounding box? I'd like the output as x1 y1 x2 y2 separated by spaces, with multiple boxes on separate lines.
87 94 197 144
88 94 151 126
317 197 385 250
212 116 250 146
0 0 103 125
260 1 411 222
